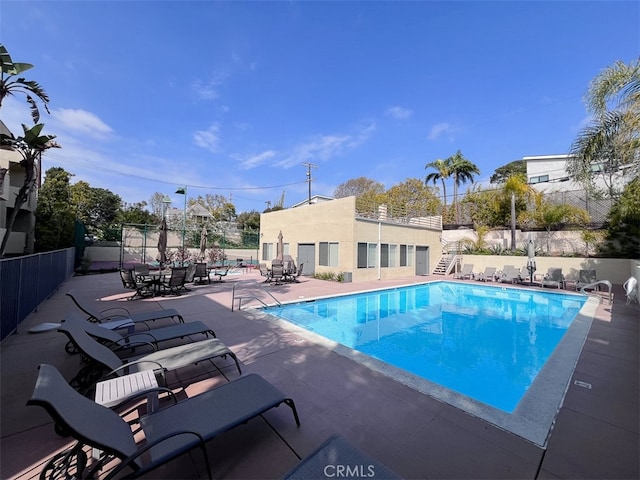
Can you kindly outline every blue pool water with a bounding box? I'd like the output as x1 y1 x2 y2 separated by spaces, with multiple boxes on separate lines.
263 281 586 412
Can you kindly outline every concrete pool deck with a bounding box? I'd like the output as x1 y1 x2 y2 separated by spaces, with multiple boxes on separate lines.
1 270 638 479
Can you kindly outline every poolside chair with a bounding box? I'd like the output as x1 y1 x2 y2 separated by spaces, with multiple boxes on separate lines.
28 364 300 480
541 268 565 289
66 290 184 327
133 263 150 282
193 262 210 284
270 263 285 285
575 269 597 291
119 269 154 300
210 265 231 282
158 267 187 296
454 264 474 280
63 311 216 356
499 266 521 284
259 263 271 282
293 262 304 283
59 317 241 394
476 266 496 282
623 276 638 304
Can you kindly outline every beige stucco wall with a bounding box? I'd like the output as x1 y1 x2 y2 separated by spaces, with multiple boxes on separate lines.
259 196 443 282
457 255 637 286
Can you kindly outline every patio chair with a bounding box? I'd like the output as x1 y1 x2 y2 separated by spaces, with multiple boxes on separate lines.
259 263 271 282
193 262 210 284
270 263 285 285
293 262 304 283
28 364 300 480
453 264 474 280
575 269 597 291
476 266 496 282
66 290 184 327
133 263 150 282
63 311 216 356
623 276 638 304
119 269 154 300
541 268 565 289
158 267 188 296
499 266 521 284
58 317 241 394
210 265 231 283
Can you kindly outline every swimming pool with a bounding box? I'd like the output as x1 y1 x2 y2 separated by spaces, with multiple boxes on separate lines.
260 281 598 446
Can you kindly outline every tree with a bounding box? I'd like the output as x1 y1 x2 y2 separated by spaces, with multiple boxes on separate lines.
490 160 526 184
568 59 640 198
70 181 121 234
236 210 261 230
519 194 590 253
448 150 480 223
602 177 640 258
0 44 50 123
334 177 385 200
424 158 451 211
118 201 159 225
0 123 60 257
384 178 441 218
34 167 75 251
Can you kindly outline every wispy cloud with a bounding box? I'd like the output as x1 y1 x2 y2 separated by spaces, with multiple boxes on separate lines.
386 106 413 120
53 108 113 139
236 150 277 170
192 70 227 100
275 123 375 169
194 124 222 152
427 122 457 141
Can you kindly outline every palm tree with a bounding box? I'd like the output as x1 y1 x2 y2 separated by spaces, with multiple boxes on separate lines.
0 123 60 257
424 158 451 214
0 44 50 123
448 150 480 223
568 59 640 198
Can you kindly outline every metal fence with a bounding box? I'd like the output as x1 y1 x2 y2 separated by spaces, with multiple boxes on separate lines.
0 248 75 341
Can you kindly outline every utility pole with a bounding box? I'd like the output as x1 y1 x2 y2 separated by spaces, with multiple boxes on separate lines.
303 162 317 205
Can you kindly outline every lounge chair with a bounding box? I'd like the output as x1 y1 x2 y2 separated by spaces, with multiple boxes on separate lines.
623 277 638 304
28 364 300 479
476 266 496 282
541 268 565 289
58 317 241 394
210 265 231 282
63 311 216 356
119 269 154 300
193 262 210 284
158 267 187 296
499 266 521 284
259 263 271 282
66 290 184 327
575 269 597 291
454 264 474 280
293 262 304 283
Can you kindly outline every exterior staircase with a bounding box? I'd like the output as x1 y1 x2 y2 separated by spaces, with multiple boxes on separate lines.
432 239 463 275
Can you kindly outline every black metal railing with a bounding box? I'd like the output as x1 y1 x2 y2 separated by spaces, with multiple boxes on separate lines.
0 248 75 341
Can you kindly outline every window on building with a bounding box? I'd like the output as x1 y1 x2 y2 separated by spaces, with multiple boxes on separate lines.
400 244 414 266
262 243 274 261
389 244 398 267
529 175 549 184
357 242 377 268
380 244 389 267
319 242 339 267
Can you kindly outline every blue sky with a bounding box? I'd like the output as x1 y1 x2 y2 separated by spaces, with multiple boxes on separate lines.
1 1 638 214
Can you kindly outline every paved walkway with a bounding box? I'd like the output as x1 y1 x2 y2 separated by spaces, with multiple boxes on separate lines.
1 270 638 479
